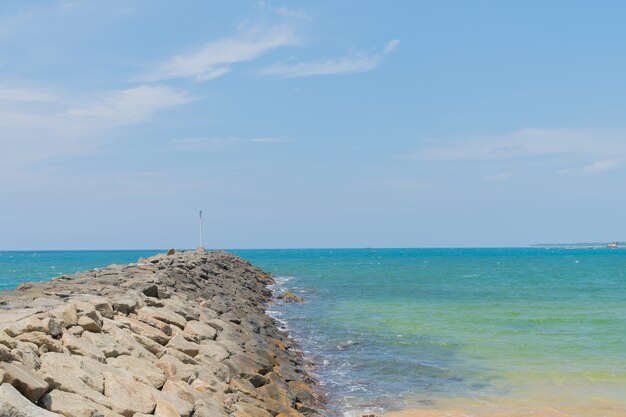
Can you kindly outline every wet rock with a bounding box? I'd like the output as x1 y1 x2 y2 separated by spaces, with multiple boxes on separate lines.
277 291 305 303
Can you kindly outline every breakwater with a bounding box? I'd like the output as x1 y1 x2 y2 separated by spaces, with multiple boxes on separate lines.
0 250 326 417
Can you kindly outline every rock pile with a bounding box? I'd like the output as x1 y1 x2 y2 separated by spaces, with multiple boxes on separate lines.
0 251 326 417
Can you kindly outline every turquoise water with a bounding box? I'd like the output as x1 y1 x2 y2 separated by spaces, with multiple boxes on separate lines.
2 248 626 416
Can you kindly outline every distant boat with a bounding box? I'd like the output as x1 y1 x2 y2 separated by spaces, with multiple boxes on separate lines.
607 242 618 248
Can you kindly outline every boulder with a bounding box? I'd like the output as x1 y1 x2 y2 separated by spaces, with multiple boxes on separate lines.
114 316 170 345
165 334 199 357
4 317 46 337
106 355 166 389
15 332 62 353
48 304 78 327
182 320 216 342
0 362 49 402
41 390 124 417
155 354 197 383
103 369 157 417
81 332 129 358
61 331 106 363
138 307 187 330
0 383 62 417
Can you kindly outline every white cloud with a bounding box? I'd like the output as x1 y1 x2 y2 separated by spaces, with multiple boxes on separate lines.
484 172 513 182
0 87 55 102
168 136 294 150
404 128 626 162
68 85 190 126
260 39 400 78
0 84 192 172
274 6 308 19
559 159 621 176
138 26 299 82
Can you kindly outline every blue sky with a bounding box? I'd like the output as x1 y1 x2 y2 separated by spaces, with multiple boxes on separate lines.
1 1 626 249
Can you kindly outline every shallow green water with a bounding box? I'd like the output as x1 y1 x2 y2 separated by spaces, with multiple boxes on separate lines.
235 248 626 416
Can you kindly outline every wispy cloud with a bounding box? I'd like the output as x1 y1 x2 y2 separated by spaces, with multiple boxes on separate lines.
484 172 513 182
559 159 621 176
0 84 192 171
274 6 308 19
260 39 400 78
68 85 191 126
404 128 626 162
168 136 294 151
138 26 299 82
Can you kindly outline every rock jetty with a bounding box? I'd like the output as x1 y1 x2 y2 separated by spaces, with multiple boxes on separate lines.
0 250 326 417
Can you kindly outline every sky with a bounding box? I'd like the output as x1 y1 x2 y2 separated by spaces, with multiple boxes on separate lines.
1 0 626 250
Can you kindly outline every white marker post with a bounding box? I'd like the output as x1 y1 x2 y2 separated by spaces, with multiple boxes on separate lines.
198 210 205 252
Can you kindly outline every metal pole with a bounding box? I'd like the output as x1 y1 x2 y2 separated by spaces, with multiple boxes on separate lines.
199 210 204 248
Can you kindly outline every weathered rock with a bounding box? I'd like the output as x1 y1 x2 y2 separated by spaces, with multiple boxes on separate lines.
115 315 170 345
16 332 63 353
0 344 18 362
277 291 305 303
0 362 49 402
232 402 273 417
106 355 166 389
78 315 102 333
138 306 187 330
11 342 40 370
0 383 62 417
4 317 46 337
102 369 157 417
166 334 199 357
41 390 124 417
197 341 229 361
155 354 197 383
61 331 106 362
38 352 112 408
49 304 78 327
81 331 129 358
182 320 216 342
41 318 64 337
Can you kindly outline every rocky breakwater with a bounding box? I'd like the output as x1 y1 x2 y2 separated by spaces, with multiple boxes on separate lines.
0 250 326 417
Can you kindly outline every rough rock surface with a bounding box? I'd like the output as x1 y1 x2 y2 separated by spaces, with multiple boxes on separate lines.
0 251 326 417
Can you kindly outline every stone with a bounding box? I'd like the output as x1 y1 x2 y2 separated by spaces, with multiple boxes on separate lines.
115 315 170 345
78 315 102 333
11 342 40 370
104 326 156 361
67 325 84 336
15 332 63 353
153 398 180 417
106 355 166 389
166 249 176 255
138 307 187 330
0 332 18 349
161 379 197 407
49 303 78 327
0 383 63 417
4 317 46 337
277 291 305 303
103 369 157 417
197 342 229 361
61 331 106 362
232 402 273 417
166 334 199 357
182 320 216 342
81 331 130 358
111 298 139 315
38 352 112 408
41 318 64 337
0 344 18 362
138 284 159 298
153 390 194 417
41 390 124 417
155 354 197 383
0 362 49 402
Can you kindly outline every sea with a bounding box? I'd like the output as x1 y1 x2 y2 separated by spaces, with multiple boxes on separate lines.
1 248 625 416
